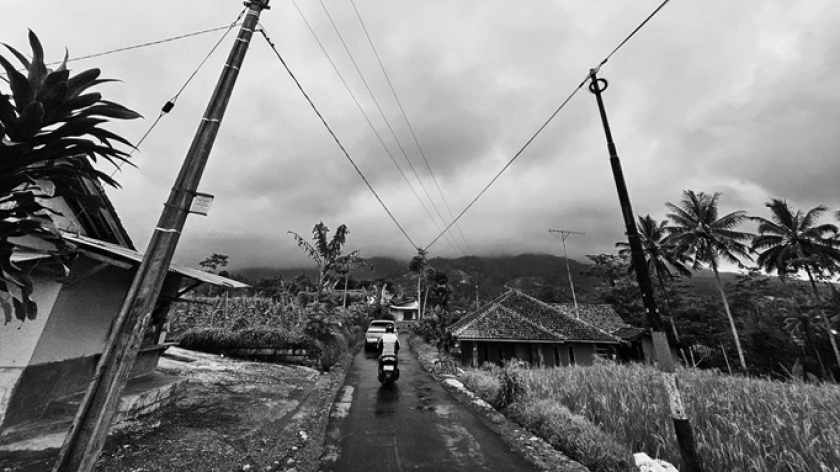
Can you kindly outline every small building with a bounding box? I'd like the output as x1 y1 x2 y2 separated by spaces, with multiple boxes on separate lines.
447 291 621 368
388 300 419 322
0 173 245 430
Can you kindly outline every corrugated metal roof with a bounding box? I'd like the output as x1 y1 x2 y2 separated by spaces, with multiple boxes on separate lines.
63 233 248 289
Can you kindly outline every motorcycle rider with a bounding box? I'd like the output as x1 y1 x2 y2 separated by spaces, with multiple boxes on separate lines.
377 324 400 376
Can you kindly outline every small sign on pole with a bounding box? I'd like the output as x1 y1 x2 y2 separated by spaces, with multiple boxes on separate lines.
189 192 214 216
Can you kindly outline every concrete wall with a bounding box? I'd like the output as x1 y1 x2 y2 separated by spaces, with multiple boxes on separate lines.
0 274 64 427
30 258 133 364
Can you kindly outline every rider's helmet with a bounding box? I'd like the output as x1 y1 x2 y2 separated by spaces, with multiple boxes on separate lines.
386 324 395 333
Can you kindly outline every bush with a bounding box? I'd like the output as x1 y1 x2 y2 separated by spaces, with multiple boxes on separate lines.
494 359 527 409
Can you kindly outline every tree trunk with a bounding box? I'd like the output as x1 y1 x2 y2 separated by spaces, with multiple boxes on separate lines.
342 273 349 308
417 272 422 320
804 267 840 378
712 266 748 372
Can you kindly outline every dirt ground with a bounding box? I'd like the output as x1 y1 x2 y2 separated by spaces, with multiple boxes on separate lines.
1 347 348 472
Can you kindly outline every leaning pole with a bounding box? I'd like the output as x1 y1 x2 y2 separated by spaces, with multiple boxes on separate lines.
53 2 271 471
587 69 703 472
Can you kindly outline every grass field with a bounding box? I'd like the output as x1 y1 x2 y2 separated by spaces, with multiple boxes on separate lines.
464 361 840 471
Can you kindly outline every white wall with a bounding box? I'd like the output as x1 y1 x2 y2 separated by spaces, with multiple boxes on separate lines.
30 258 133 364
0 274 63 426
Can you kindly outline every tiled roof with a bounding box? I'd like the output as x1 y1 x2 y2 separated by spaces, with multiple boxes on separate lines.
553 303 631 333
613 326 647 341
450 291 619 343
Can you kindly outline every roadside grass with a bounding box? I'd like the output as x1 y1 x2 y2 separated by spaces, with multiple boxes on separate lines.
461 366 634 472
464 361 840 471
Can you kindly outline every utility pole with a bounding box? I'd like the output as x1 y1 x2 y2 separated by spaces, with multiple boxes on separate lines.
588 69 703 472
53 2 270 471
549 229 584 318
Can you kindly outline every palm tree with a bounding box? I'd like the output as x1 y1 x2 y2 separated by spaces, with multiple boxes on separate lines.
751 199 840 372
1 31 139 323
289 222 357 297
664 190 753 372
617 215 692 342
408 248 428 318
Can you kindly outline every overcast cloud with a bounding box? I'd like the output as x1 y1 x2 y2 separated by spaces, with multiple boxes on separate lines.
2 0 839 270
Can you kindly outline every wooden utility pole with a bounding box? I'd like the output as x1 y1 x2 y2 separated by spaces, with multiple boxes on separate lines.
548 229 584 318
53 2 270 471
588 69 703 472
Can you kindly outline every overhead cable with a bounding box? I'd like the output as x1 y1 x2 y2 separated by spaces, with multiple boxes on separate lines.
290 0 461 255
111 8 247 177
316 0 464 256
258 26 418 251
424 0 675 251
349 0 475 259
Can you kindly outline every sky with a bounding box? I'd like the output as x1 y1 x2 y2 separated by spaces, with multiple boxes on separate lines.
2 0 839 271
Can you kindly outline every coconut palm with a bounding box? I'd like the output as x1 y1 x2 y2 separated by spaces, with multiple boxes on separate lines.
1 31 139 323
289 222 357 296
616 214 691 340
664 190 753 372
752 199 840 372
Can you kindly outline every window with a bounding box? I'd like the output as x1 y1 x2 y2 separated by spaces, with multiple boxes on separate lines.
596 345 611 358
568 346 576 365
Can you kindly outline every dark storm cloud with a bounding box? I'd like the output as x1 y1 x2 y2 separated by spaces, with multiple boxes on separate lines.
4 0 840 269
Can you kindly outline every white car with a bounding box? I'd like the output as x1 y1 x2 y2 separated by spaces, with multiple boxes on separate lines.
365 320 397 350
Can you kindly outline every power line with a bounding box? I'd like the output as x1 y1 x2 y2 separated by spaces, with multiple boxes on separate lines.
349 0 475 260
289 0 462 256
110 9 246 177
598 0 672 70
424 0 675 252
257 26 418 251
424 75 589 251
316 0 465 257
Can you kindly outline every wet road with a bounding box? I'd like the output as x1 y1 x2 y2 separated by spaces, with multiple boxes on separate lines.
321 335 539 472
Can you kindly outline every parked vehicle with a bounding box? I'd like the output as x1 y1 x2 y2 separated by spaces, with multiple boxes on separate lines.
365 320 397 350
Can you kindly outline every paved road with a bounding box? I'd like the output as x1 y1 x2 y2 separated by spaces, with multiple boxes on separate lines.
321 335 539 472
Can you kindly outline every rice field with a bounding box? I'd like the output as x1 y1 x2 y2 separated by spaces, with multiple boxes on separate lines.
504 361 840 471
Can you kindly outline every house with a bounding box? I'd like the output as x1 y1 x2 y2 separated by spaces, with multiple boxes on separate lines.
447 290 621 368
388 300 419 322
0 174 246 431
552 303 654 362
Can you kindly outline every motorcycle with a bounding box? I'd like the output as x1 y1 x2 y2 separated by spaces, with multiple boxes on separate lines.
377 354 399 387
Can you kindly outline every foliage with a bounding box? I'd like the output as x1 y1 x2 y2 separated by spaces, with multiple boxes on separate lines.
665 190 753 372
288 222 358 295
460 365 634 472
0 31 139 322
199 253 229 272
493 359 527 409
476 361 840 472
751 199 840 279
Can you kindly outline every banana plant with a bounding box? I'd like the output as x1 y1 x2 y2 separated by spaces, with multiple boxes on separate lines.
0 30 140 323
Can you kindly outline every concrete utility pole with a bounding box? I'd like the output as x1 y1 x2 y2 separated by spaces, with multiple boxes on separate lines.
548 229 584 318
588 69 703 472
53 2 271 471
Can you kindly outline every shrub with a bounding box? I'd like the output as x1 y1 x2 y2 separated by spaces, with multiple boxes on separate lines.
494 359 527 409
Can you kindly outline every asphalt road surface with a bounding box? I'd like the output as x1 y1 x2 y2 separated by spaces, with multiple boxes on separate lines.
321 335 539 472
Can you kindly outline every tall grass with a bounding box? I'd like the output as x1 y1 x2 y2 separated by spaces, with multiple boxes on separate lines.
515 361 840 471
